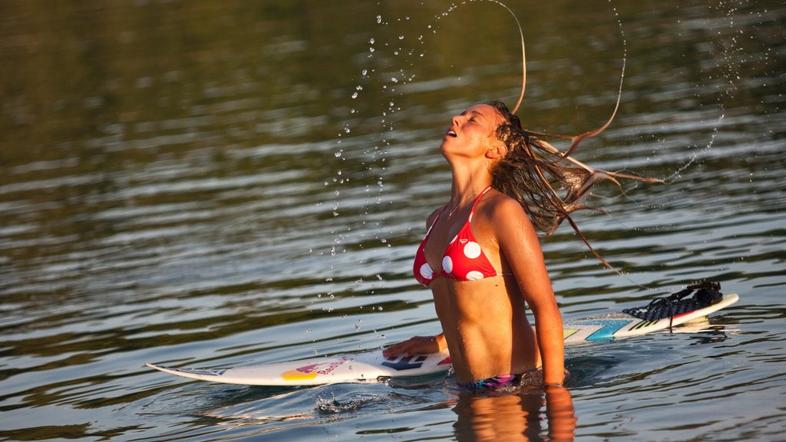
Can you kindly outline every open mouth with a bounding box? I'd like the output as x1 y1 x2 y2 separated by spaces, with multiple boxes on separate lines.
446 129 457 137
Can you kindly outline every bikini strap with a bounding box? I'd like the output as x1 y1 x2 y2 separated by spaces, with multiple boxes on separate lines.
468 186 493 221
424 205 446 236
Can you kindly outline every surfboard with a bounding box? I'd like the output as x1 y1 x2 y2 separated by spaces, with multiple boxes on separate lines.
146 292 738 386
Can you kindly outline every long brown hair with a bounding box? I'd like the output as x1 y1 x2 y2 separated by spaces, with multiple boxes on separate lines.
489 100 662 268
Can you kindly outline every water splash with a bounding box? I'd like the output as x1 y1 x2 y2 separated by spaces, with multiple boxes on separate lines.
661 1 745 183
315 394 387 414
663 114 725 183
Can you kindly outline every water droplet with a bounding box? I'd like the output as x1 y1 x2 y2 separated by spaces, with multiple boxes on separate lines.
376 15 382 24
369 37 375 44
398 35 405 40
351 92 358 99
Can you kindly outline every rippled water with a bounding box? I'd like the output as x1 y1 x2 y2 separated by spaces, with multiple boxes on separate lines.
1 1 784 440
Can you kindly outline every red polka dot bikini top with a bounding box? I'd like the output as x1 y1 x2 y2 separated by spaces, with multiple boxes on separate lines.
413 186 499 286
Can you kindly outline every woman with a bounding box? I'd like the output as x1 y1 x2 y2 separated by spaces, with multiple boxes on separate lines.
384 100 656 391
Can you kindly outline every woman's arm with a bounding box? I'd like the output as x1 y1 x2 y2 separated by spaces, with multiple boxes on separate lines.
492 197 565 385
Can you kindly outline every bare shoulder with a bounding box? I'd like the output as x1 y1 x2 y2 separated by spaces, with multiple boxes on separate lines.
483 190 530 222
480 190 539 240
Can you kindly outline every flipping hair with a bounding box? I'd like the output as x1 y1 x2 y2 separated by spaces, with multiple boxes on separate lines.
489 100 662 268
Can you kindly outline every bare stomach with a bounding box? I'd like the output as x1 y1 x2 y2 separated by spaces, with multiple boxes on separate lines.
431 275 541 383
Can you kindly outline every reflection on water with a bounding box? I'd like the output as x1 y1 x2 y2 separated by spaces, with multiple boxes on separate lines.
1 0 785 440
453 386 576 442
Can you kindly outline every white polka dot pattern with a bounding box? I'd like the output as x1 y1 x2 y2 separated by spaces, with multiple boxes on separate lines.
419 263 433 280
463 241 481 259
442 256 453 274
465 271 484 281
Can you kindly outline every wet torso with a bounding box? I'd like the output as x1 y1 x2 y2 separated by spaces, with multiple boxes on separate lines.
418 190 541 382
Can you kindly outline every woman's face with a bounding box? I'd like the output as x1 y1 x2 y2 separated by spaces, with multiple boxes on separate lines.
440 104 504 159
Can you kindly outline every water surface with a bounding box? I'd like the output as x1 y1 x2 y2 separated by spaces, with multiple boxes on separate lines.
1 0 784 440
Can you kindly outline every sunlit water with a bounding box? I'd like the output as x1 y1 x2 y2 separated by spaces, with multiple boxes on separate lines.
1 1 784 440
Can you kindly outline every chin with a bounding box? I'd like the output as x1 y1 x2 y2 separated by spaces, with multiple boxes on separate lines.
440 142 459 156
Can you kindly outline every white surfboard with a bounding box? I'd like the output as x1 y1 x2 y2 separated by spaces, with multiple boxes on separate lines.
147 293 738 386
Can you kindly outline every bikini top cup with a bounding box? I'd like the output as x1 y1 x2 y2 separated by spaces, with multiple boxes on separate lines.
413 187 498 286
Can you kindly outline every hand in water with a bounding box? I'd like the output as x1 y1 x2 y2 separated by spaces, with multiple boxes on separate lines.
383 335 445 358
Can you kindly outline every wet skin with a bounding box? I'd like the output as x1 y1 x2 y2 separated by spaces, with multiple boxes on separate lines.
385 104 565 385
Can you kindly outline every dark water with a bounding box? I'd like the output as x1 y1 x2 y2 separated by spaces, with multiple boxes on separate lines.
1 0 784 440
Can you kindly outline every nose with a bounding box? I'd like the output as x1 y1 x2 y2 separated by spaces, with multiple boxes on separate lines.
451 115 461 128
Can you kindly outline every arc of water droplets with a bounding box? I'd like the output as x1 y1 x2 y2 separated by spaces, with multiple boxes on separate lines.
662 113 725 183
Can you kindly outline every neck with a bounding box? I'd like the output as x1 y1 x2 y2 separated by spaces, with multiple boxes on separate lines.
448 160 493 208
